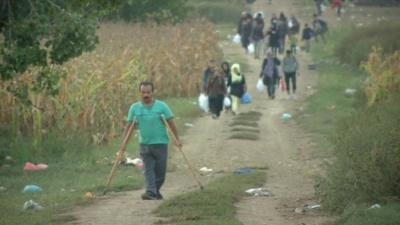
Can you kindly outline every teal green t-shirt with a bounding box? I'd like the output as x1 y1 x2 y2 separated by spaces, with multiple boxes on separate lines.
127 100 173 144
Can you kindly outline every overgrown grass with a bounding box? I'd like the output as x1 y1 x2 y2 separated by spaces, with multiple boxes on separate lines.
302 22 400 224
187 0 246 24
154 171 266 225
0 97 200 225
299 26 364 153
335 23 400 66
334 203 400 225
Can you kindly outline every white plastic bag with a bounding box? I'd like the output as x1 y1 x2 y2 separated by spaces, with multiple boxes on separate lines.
321 4 327 12
198 93 209 112
248 43 255 54
223 96 231 107
233 34 241 44
256 79 266 93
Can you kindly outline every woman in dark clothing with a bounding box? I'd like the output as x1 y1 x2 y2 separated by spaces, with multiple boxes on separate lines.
267 27 280 57
207 70 227 119
239 17 253 53
260 52 281 99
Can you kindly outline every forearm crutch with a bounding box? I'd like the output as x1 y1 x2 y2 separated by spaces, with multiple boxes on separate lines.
161 116 204 190
103 123 135 194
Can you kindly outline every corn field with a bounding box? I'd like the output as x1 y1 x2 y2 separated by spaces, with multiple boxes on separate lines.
0 20 222 144
363 48 400 106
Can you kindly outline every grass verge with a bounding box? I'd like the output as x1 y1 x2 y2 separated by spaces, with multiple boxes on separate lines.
154 170 266 225
302 24 400 224
0 97 200 225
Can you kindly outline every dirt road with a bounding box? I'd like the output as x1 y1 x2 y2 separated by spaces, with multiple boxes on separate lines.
64 0 332 224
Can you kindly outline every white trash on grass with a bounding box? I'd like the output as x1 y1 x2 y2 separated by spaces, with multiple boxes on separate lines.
23 200 44 211
245 188 273 197
199 167 213 173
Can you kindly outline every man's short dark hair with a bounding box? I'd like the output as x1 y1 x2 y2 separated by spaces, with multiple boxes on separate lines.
139 81 154 91
286 50 292 55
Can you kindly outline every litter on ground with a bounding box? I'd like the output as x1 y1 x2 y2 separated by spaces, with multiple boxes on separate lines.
23 200 44 211
185 123 194 127
245 188 273 197
234 168 256 176
24 162 48 171
23 185 42 193
281 113 292 121
369 203 382 209
199 167 213 173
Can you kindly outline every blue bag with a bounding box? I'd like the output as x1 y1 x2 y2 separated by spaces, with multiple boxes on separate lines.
240 92 252 104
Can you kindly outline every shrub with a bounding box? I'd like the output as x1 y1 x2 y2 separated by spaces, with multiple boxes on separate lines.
318 92 400 213
335 23 400 66
363 49 400 106
187 0 245 24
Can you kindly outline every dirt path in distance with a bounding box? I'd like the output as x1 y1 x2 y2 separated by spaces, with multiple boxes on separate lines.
63 0 333 224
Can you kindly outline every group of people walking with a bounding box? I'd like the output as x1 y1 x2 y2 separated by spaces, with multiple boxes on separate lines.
203 60 247 118
124 2 333 202
237 11 301 59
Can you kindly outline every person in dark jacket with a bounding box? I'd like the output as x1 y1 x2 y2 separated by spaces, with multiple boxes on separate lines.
315 0 324 16
206 70 227 119
267 27 280 57
260 52 281 99
302 23 314 53
251 20 264 59
202 59 216 93
282 50 299 99
312 14 328 42
239 16 253 53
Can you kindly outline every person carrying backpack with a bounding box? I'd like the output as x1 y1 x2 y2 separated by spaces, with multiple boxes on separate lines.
282 50 299 99
260 52 280 99
312 14 328 42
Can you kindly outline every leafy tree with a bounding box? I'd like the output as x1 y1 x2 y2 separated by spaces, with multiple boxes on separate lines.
107 0 188 23
0 0 188 84
0 0 188 106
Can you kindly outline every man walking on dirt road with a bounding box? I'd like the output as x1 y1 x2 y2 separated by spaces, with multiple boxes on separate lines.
125 81 181 200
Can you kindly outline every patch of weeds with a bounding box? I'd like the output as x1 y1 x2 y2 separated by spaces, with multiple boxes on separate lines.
229 121 258 128
230 127 260 133
228 133 259 141
155 171 266 225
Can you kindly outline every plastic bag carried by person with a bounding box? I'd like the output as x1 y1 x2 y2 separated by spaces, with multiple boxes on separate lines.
256 79 266 93
223 96 231 107
198 93 209 112
247 43 255 54
233 34 241 44
241 93 252 104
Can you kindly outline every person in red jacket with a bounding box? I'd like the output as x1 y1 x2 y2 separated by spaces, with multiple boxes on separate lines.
332 0 343 17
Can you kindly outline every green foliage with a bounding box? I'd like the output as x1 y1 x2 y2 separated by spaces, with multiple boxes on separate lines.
155 171 266 225
0 1 102 80
317 78 400 214
104 0 188 23
305 24 400 217
335 204 400 225
335 23 400 66
187 0 245 24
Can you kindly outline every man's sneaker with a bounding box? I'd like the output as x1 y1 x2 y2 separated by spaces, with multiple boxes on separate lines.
141 192 157 200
